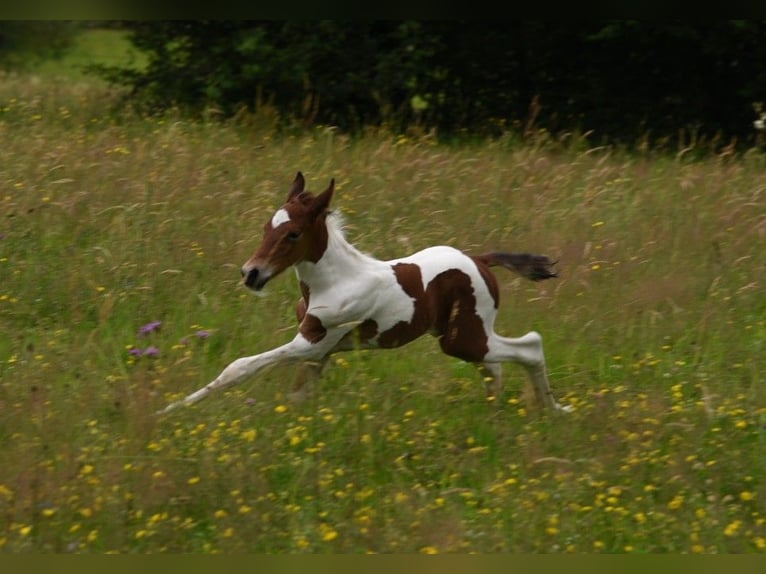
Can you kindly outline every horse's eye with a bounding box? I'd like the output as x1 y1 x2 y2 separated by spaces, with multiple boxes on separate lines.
286 231 302 241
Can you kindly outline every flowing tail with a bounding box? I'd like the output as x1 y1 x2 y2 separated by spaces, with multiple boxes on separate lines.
474 252 558 281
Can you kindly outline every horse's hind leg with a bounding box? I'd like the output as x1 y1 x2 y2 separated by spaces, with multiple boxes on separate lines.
289 356 329 403
485 331 570 412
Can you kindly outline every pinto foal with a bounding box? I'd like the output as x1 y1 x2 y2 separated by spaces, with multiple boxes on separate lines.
158 172 569 414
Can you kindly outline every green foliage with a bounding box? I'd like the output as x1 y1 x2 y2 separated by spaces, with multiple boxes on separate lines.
0 21 82 70
90 21 766 146
93 21 433 132
0 73 764 553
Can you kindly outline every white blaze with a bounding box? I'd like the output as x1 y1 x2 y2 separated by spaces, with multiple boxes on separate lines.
271 208 291 228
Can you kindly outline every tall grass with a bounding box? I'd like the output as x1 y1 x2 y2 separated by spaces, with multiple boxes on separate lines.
0 70 764 553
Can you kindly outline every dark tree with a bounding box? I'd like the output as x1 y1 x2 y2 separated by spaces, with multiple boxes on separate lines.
93 21 766 146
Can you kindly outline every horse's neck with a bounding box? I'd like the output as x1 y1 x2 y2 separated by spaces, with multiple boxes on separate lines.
295 223 379 293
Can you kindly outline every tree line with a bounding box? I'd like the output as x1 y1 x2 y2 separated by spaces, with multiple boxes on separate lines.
5 21 766 146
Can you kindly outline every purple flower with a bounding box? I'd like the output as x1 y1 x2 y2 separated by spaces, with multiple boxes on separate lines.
195 330 210 339
128 346 160 358
138 321 162 336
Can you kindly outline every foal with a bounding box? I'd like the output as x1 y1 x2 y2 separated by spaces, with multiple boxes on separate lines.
158 172 570 414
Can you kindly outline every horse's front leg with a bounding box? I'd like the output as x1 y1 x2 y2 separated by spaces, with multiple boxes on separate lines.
157 332 341 415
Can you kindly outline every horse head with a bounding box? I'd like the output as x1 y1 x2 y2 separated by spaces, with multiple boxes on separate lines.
241 172 334 290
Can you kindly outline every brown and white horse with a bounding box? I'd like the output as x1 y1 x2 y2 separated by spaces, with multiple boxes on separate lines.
158 172 570 414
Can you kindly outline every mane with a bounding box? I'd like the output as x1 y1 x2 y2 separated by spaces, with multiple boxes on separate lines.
324 209 375 263
326 210 348 240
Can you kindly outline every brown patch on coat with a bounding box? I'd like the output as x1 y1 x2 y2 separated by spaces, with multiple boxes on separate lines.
377 262 489 361
378 263 431 348
295 281 311 323
300 313 327 343
300 208 330 264
355 318 379 342
427 269 489 362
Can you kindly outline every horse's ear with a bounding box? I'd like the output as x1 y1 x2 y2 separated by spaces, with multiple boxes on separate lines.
311 178 334 217
287 172 305 201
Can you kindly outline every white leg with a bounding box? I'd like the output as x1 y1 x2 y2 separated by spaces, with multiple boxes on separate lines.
485 331 571 412
157 332 340 415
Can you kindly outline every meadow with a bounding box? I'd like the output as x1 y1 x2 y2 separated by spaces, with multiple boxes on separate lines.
0 35 765 553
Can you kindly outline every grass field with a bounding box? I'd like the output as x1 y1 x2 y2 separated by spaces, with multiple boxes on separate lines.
0 30 765 553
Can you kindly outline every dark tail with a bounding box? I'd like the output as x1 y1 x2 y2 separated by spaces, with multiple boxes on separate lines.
474 252 558 281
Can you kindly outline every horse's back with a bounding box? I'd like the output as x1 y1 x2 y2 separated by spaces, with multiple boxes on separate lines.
396 246 495 299
396 245 499 320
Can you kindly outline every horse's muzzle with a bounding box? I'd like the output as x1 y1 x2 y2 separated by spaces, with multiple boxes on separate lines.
242 265 271 291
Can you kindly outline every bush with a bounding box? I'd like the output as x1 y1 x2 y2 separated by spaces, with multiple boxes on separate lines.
0 21 82 70
92 21 766 146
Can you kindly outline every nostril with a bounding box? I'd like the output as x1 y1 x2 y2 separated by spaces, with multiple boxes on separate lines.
243 268 259 288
